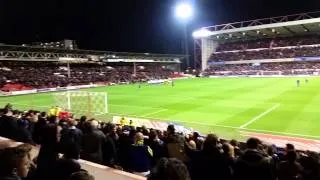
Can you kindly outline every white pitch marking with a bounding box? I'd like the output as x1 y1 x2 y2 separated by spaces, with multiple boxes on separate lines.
141 109 168 117
239 103 280 129
107 112 320 139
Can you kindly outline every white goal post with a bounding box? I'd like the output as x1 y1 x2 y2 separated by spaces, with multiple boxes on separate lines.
54 91 108 116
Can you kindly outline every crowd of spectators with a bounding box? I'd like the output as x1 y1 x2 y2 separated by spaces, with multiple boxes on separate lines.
0 62 173 89
211 46 320 62
205 62 320 76
216 36 320 52
1 104 320 180
211 35 320 62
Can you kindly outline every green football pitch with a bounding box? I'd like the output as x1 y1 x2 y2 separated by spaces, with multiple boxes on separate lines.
1 77 320 141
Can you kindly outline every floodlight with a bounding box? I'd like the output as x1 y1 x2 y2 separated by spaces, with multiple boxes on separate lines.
175 2 193 20
174 1 194 68
192 29 212 38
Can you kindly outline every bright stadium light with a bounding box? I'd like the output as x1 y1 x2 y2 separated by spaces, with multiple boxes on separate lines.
175 2 193 20
174 2 194 68
192 29 212 38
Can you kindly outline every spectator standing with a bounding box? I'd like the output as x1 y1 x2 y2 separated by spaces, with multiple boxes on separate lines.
128 132 153 176
76 116 87 132
54 143 81 180
36 122 60 180
191 132 202 150
299 152 320 180
230 139 243 158
32 112 47 144
81 120 106 164
285 143 295 154
104 123 119 146
102 124 118 167
165 125 188 163
15 119 34 145
233 138 274 180
222 143 235 169
186 134 232 180
267 145 280 178
0 108 18 140
25 110 39 135
59 119 83 154
118 128 135 171
278 151 303 180
146 130 164 166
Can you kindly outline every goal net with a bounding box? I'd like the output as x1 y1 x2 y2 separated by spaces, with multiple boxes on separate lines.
54 91 108 116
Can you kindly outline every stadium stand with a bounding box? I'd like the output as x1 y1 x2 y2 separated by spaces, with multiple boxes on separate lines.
193 12 320 75
203 35 320 76
0 61 174 90
215 36 320 52
204 62 320 76
0 105 320 180
210 35 320 62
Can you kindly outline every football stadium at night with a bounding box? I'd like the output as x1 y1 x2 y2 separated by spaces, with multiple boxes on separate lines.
1 1 320 180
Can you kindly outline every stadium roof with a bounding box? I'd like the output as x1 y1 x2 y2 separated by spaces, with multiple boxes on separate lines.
193 11 320 42
0 44 184 63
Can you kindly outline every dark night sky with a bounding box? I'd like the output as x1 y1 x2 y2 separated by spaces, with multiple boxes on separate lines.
0 0 319 54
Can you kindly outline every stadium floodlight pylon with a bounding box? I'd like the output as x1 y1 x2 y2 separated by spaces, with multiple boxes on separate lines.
54 91 108 116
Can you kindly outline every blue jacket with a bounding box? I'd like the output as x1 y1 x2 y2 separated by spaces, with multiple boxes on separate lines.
128 142 153 172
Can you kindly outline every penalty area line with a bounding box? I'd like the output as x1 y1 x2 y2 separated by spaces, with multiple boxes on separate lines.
239 103 280 129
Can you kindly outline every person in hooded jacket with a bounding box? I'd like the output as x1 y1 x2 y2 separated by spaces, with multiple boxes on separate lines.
233 137 274 180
